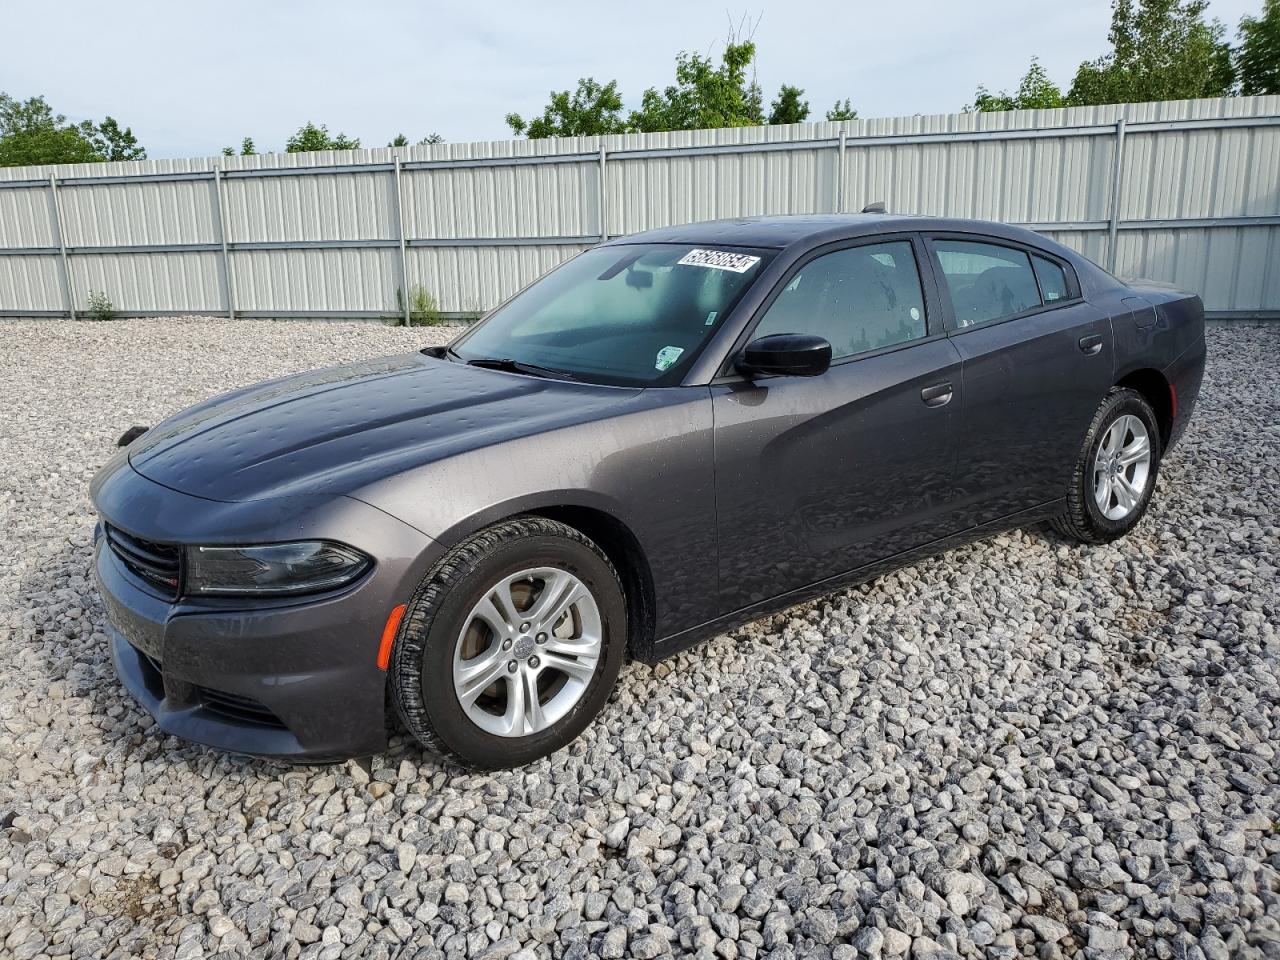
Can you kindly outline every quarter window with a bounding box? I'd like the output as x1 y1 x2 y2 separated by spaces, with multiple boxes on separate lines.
1033 255 1070 303
934 240 1042 327
752 241 928 360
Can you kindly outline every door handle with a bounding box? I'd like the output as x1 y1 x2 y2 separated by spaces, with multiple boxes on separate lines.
920 382 953 407
1079 334 1103 356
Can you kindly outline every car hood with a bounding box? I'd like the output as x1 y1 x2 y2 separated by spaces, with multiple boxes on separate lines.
128 352 641 502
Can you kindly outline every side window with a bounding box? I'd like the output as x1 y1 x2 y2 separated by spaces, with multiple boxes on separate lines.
933 240 1041 328
1033 255 1070 303
752 241 927 360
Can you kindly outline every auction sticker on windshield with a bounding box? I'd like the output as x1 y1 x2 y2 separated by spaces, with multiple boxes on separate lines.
677 248 761 273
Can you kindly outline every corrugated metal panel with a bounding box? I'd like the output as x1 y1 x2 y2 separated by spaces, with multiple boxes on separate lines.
71 253 222 312
59 180 218 246
0 94 1278 317
403 163 598 239
231 248 398 312
0 255 63 311
0 186 56 248
225 172 395 242
1115 225 1280 311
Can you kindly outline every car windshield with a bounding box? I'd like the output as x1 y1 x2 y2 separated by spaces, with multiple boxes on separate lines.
449 243 775 386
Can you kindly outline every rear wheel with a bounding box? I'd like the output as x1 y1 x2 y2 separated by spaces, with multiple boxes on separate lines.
390 517 626 769
1053 387 1162 544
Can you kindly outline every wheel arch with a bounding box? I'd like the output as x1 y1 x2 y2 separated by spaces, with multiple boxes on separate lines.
524 505 658 663
422 495 658 663
1115 367 1173 447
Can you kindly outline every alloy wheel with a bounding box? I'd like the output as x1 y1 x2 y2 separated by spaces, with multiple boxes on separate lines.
451 567 602 738
1092 414 1152 521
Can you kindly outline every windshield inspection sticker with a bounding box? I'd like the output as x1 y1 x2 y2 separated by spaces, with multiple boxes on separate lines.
677 248 761 273
655 345 685 371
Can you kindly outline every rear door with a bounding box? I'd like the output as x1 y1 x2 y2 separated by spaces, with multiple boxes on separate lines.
924 235 1114 528
712 235 965 613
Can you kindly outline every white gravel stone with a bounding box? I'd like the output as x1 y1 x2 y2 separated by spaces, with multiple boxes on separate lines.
0 318 1278 960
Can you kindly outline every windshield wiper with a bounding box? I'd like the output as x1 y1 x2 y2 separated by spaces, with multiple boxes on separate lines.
461 356 577 381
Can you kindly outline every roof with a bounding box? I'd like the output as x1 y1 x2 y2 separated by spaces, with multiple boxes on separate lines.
608 214 1046 251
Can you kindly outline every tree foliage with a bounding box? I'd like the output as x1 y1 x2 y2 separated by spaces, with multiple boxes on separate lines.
222 137 257 157
285 122 360 153
1237 0 1280 94
507 38 855 138
768 84 810 125
628 40 764 132
825 99 858 121
1066 0 1235 104
970 58 1065 112
389 132 445 147
82 117 146 161
0 92 145 167
506 78 626 138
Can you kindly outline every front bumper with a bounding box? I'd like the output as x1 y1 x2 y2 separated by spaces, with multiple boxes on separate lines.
92 466 443 761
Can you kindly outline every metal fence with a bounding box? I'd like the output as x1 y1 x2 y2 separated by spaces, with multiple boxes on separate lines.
2 94 1278 321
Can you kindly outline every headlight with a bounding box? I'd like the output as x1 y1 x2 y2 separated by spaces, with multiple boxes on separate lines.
185 541 372 596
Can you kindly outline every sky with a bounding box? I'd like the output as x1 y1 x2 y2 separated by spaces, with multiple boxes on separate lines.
2 0 1263 159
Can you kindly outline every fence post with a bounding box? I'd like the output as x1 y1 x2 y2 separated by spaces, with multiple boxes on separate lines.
48 175 76 320
835 130 847 213
598 146 608 242
212 166 236 320
1107 117 1127 273
393 154 411 326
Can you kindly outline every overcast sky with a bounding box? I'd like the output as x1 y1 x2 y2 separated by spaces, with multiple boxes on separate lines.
3 0 1262 159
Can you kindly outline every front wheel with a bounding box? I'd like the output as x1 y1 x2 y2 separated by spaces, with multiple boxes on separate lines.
390 517 626 770
1053 387 1162 544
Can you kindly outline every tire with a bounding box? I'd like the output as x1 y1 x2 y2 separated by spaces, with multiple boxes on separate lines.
389 517 626 770
1052 387 1163 545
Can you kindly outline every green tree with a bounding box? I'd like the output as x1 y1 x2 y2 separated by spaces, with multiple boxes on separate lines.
221 136 257 157
1237 0 1280 94
285 122 360 153
0 93 145 167
506 78 626 138
825 99 858 121
1067 0 1235 105
629 40 765 132
767 84 810 124
80 116 146 161
389 132 445 146
0 125 99 166
221 136 258 156
970 57 1065 111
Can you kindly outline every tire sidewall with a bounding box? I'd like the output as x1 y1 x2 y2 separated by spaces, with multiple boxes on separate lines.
395 526 625 769
1080 391 1163 536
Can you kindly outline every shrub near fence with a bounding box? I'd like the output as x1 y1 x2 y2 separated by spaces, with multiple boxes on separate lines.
0 95 1278 322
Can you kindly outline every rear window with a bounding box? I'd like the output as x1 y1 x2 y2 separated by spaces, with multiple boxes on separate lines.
934 241 1041 327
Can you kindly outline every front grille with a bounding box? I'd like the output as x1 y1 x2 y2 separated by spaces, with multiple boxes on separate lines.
197 686 286 729
105 525 181 598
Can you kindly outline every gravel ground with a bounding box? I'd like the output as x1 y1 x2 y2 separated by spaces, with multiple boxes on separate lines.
1 317 1277 960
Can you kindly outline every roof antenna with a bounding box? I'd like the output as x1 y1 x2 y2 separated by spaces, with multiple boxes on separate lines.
862 201 887 214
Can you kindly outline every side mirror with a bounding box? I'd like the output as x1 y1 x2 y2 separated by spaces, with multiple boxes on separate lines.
736 333 832 378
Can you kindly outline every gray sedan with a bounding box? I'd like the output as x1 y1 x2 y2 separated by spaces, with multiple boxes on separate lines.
91 214 1206 768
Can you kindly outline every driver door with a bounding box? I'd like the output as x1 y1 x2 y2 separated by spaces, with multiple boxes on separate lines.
711 236 965 613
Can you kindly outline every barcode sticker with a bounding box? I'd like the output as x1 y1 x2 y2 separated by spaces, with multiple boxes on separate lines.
677 248 761 273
